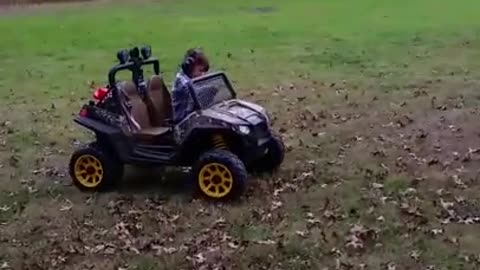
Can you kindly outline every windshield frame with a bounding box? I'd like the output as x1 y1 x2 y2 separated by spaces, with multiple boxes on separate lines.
187 71 237 110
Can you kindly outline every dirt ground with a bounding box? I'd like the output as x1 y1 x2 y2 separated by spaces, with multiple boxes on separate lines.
2 74 480 269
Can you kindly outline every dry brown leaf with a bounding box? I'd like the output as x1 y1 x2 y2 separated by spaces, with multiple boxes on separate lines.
448 237 459 245
306 218 321 227
402 188 417 196
271 200 283 210
194 253 206 264
410 250 421 261
345 235 364 252
0 262 10 270
452 175 467 189
104 245 116 255
7 154 18 168
372 183 384 189
440 199 454 209
128 246 140 254
59 199 73 211
228 241 240 249
400 202 424 218
295 230 308 238
387 263 397 270
27 186 38 194
323 210 339 220
152 245 177 255
256 239 277 245
169 214 180 222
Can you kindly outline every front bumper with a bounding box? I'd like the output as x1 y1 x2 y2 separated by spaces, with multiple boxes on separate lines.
239 133 272 164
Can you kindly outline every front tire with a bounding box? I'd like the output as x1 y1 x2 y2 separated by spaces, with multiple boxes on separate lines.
69 144 123 192
251 133 285 174
192 150 248 201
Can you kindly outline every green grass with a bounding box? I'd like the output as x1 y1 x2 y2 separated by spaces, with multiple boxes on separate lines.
2 0 480 269
1 0 479 152
1 0 480 102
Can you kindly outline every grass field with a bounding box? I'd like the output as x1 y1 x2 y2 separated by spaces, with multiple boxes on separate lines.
2 0 480 269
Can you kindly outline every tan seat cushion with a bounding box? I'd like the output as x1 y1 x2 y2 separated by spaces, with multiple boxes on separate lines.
118 80 173 144
145 75 173 126
132 126 173 143
135 126 171 136
121 81 152 129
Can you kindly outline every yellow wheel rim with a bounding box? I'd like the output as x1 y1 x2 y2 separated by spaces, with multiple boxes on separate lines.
74 154 104 188
198 163 233 198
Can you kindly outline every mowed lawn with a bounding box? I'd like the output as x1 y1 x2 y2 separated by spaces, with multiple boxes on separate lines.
2 0 480 269
1 0 479 148
1 0 480 95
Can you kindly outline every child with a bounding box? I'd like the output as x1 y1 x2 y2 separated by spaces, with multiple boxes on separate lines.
171 48 210 123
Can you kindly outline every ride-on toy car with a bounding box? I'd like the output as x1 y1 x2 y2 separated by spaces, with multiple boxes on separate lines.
69 46 285 200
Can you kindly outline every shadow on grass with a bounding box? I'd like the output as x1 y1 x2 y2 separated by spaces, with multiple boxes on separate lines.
118 166 193 198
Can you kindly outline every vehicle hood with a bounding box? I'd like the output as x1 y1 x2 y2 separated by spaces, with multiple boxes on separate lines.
201 99 269 126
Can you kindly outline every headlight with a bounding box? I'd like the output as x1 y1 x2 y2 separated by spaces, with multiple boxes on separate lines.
238 125 251 135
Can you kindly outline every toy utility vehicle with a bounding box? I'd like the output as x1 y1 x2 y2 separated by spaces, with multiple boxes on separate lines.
69 46 284 200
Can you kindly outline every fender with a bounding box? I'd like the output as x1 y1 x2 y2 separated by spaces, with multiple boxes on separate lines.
74 116 121 135
74 116 132 161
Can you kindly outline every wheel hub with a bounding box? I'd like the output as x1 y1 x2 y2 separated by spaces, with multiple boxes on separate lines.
212 175 222 185
86 166 95 175
198 163 233 198
74 155 104 188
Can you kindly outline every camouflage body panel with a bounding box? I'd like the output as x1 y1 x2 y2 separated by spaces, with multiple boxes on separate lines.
174 99 270 144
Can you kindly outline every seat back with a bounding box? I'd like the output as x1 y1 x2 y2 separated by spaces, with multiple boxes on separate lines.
121 81 152 129
146 75 173 126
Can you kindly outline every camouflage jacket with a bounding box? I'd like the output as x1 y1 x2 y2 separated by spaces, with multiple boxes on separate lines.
171 70 195 123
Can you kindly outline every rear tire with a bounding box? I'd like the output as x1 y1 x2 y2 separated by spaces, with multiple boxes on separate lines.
192 150 248 201
69 144 123 192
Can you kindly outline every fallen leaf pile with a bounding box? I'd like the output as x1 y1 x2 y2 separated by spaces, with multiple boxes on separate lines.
2 78 480 269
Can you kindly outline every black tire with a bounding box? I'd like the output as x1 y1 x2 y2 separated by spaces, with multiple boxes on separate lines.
69 144 123 192
192 150 248 201
251 133 285 174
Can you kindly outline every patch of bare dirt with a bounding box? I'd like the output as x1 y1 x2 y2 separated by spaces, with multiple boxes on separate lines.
343 107 480 185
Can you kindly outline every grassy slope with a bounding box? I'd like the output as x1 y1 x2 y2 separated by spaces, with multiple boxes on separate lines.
1 0 480 90
2 0 480 269
1 0 479 145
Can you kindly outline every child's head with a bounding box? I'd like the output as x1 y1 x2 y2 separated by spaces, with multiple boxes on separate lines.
181 48 210 78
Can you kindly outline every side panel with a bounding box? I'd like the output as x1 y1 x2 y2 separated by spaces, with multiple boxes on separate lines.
174 113 234 145
173 111 273 165
175 126 271 166
174 127 237 165
128 144 177 166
